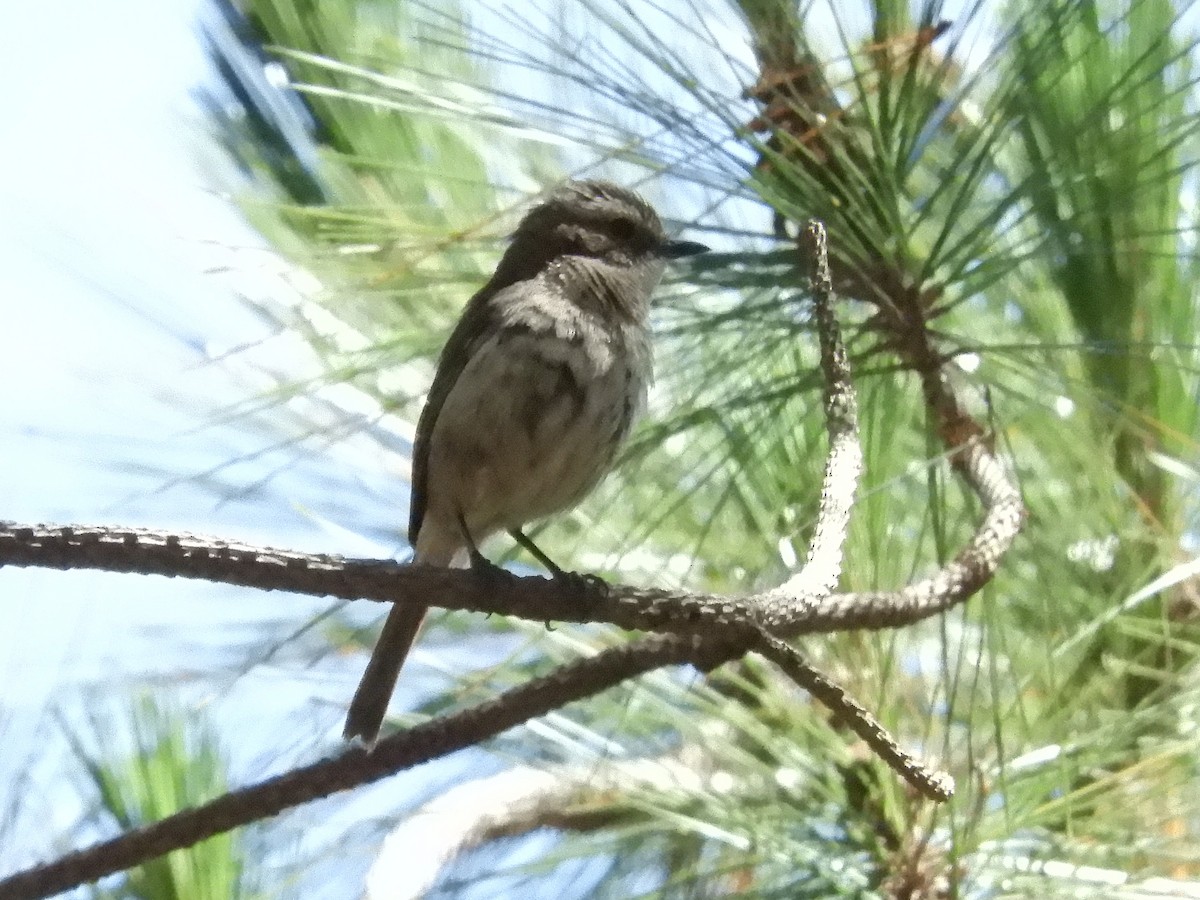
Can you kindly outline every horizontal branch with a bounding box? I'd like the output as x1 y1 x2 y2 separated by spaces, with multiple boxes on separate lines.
0 462 1020 639
0 521 769 634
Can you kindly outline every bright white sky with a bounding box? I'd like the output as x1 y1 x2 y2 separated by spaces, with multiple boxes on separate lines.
0 0 384 872
0 4 514 890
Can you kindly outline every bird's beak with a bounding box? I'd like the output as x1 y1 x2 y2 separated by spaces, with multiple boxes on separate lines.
658 238 710 259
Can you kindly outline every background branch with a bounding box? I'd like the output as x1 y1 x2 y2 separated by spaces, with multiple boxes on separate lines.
0 634 732 900
365 748 732 899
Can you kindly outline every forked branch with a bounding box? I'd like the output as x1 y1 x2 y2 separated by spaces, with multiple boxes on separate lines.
0 222 1021 899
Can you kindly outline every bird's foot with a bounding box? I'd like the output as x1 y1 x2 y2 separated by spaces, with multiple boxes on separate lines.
508 527 607 595
553 567 609 597
464 541 512 584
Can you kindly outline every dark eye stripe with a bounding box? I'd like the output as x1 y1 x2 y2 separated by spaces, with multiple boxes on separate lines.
609 219 639 239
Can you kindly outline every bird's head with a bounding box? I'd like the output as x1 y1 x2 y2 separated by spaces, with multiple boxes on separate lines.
513 180 708 267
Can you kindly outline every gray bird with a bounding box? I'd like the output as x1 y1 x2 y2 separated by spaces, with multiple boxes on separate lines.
343 180 708 746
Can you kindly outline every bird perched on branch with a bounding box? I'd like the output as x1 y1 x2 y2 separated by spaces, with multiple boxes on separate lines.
344 180 708 746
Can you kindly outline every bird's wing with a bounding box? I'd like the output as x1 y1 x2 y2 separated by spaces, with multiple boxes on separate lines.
407 285 505 547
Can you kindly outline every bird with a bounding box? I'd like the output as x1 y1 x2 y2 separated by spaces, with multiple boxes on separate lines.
343 180 708 746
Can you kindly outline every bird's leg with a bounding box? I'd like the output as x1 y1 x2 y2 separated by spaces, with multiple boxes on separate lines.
509 528 608 595
456 513 508 579
508 528 567 577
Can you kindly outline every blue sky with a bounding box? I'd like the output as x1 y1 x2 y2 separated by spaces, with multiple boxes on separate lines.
0 6 522 891
0 0 370 873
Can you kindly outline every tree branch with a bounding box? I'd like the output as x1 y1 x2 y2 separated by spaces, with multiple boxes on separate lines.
0 220 1022 897
0 634 736 900
752 631 953 801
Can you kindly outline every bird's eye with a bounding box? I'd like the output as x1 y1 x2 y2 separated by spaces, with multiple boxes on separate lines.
609 219 639 242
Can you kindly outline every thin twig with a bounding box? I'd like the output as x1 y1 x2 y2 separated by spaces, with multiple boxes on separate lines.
766 219 861 606
753 631 954 801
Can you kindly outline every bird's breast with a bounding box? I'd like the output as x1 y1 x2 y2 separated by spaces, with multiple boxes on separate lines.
421 316 650 540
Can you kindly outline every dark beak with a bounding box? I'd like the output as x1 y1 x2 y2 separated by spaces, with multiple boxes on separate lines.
659 238 710 259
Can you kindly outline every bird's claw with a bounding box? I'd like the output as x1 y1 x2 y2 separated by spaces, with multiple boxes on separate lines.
466 546 513 585
552 567 609 597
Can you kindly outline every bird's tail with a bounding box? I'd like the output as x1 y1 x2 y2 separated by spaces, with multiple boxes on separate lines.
342 530 465 747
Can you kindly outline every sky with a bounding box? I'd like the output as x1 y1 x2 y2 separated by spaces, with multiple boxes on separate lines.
0 5 549 894
0 0 399 881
